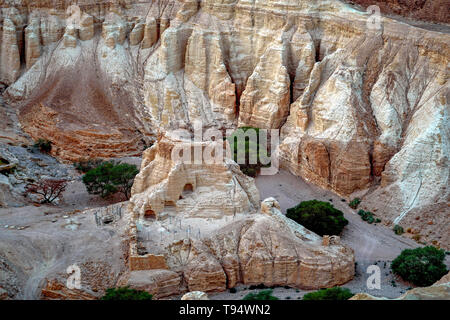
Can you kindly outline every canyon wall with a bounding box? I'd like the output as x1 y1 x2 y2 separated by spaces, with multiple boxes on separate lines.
0 0 448 245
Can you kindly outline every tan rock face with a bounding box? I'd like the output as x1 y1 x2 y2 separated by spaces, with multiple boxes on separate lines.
24 18 41 70
79 14 94 41
126 137 355 294
181 291 209 300
141 18 158 49
126 270 182 299
129 133 260 220
1 18 21 85
0 0 448 247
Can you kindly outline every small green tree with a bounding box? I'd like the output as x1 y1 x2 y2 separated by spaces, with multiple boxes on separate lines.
243 289 279 300
349 198 361 209
393 225 404 235
101 287 153 300
34 139 52 153
286 200 348 236
391 246 448 287
82 162 139 200
74 159 105 173
228 127 271 177
303 287 354 300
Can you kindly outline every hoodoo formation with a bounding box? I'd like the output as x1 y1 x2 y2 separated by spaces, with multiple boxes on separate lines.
0 0 448 302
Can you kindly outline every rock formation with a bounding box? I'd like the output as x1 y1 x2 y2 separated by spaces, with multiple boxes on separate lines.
181 291 209 300
129 133 260 220
124 137 355 297
0 0 448 249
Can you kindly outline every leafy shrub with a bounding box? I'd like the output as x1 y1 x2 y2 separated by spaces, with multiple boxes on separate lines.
82 161 139 200
228 127 271 178
34 139 52 153
391 246 448 287
357 210 377 224
286 200 348 236
243 289 279 301
349 198 361 209
101 287 153 300
74 159 105 173
393 225 404 235
303 287 354 300
25 179 67 204
248 283 270 290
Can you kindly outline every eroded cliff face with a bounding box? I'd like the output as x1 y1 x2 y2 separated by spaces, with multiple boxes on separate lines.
126 138 355 294
0 0 448 245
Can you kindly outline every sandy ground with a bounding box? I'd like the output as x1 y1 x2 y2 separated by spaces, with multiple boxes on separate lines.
209 170 449 300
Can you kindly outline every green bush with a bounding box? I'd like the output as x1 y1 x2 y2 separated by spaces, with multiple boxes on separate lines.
82 161 139 200
228 127 271 178
243 289 279 301
391 246 448 287
393 225 404 235
357 210 377 224
34 139 52 153
349 198 361 209
101 287 153 300
303 287 354 300
74 159 105 173
286 200 348 236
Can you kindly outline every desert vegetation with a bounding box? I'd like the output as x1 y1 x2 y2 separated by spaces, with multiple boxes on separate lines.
243 289 279 300
33 139 52 153
73 159 105 174
391 246 448 287
82 161 139 200
393 225 405 235
101 287 153 300
286 200 348 236
25 179 67 204
349 198 361 209
228 127 271 177
357 209 381 224
302 287 354 300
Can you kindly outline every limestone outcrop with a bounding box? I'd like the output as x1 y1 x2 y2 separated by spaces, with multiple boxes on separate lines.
181 291 209 300
129 133 261 220
0 0 448 247
125 137 354 295
1 18 21 85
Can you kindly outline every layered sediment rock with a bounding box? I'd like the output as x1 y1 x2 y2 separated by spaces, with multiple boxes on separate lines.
0 0 448 246
1 18 21 85
129 133 260 220
126 138 354 295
